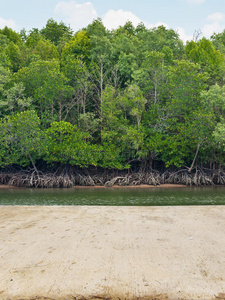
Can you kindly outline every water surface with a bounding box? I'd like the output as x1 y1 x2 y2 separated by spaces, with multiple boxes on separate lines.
0 186 225 206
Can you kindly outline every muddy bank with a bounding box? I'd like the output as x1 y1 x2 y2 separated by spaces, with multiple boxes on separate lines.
1 206 225 299
0 183 187 190
73 184 187 189
0 184 17 189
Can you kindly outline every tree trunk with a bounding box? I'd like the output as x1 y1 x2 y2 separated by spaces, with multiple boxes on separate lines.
28 153 39 175
188 143 200 173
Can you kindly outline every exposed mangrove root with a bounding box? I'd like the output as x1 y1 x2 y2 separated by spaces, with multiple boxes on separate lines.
0 166 225 188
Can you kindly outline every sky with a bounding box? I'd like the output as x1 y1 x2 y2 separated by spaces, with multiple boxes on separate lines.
0 0 225 42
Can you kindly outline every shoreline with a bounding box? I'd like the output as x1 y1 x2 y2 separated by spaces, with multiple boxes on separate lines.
0 183 188 189
1 183 225 190
73 183 187 189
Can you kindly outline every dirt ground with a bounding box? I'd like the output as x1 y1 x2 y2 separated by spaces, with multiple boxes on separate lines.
0 205 225 300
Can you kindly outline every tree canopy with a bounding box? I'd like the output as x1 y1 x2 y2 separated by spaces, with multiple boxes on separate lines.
0 19 225 173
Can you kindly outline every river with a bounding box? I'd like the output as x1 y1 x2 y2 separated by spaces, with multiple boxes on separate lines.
0 186 225 205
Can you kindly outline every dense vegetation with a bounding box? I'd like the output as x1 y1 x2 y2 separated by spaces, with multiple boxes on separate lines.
1 18 225 187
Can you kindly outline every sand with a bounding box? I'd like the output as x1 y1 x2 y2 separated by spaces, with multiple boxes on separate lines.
0 205 225 300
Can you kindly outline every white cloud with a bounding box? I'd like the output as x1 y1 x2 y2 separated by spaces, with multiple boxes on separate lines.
176 27 193 43
55 1 97 31
202 22 224 38
0 17 16 29
187 0 206 4
207 12 225 23
102 9 142 30
103 9 170 33
147 21 169 29
201 12 225 38
102 10 191 44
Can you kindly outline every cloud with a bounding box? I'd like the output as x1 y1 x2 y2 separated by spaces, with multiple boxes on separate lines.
176 27 193 43
201 12 225 38
55 1 97 31
207 12 225 23
202 22 224 38
53 1 200 44
186 0 206 4
0 17 16 29
102 9 142 30
103 9 170 33
147 21 169 29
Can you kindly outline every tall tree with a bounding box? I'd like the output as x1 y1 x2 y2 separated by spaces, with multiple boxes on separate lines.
185 38 225 85
41 18 73 45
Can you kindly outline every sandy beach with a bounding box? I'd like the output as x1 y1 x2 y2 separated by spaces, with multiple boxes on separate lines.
0 205 225 299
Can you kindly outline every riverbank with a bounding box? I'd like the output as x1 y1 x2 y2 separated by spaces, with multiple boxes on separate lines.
0 183 187 189
0 184 17 189
73 183 187 188
1 205 225 299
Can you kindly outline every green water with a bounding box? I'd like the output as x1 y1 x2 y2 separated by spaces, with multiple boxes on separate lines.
0 186 225 206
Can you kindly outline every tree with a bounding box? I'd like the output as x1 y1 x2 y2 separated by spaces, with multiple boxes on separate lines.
0 82 32 116
61 55 93 120
0 66 11 97
185 38 225 85
100 84 146 168
41 18 73 45
62 30 91 62
211 30 225 55
201 84 225 165
201 84 225 121
158 60 211 167
44 121 99 167
32 39 59 60
133 50 167 103
85 18 109 37
25 28 42 48
0 27 22 45
137 25 184 60
214 122 225 147
13 59 73 125
5 41 21 72
0 110 45 171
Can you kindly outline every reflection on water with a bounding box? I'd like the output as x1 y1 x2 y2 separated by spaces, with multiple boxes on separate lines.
0 186 225 206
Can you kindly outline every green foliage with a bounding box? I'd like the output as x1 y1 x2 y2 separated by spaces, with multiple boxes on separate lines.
158 60 212 167
85 18 108 37
32 39 59 60
62 30 91 62
41 18 73 45
0 66 11 96
25 28 42 48
137 25 184 59
211 30 225 55
185 38 225 85
201 84 225 121
166 59 208 119
1 20 225 170
0 82 32 115
0 27 22 45
0 110 45 167
45 121 99 167
5 41 21 72
214 122 225 147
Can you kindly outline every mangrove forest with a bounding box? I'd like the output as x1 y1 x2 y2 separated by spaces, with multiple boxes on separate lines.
1 18 225 187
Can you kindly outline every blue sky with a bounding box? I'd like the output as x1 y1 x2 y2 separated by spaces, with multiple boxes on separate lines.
0 0 225 42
